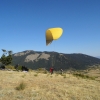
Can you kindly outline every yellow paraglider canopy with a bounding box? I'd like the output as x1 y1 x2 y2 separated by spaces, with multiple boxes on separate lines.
46 27 63 45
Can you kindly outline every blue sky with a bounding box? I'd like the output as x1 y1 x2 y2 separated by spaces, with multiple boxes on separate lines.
0 0 100 57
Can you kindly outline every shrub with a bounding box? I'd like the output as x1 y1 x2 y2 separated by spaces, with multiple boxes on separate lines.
16 66 22 71
15 82 26 90
6 65 14 69
73 73 95 80
63 75 66 78
34 74 38 77
43 70 48 74
37 68 48 74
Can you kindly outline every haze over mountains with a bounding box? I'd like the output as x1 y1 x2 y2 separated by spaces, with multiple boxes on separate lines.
12 50 100 71
96 56 100 59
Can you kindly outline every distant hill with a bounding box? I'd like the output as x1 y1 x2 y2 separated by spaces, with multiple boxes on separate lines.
96 56 100 59
11 50 100 71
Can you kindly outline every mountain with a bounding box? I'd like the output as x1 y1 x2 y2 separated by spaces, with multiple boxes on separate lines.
12 50 100 71
96 56 100 59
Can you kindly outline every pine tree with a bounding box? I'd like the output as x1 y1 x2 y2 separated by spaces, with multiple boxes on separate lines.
0 49 13 65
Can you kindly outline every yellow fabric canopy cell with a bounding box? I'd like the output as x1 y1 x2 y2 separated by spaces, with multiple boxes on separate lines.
46 27 63 46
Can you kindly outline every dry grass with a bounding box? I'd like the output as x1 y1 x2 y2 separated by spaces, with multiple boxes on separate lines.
76 66 100 81
0 70 100 100
85 69 100 81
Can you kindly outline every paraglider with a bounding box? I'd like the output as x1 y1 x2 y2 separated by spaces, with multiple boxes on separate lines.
45 27 63 67
46 27 63 46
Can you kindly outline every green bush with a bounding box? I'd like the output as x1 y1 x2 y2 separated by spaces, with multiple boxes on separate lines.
15 82 26 90
17 66 22 71
6 65 14 69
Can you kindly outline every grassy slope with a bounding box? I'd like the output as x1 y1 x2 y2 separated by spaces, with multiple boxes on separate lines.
0 70 100 100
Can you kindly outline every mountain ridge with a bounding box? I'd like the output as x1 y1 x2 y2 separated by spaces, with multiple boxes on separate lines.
11 50 100 71
96 56 100 59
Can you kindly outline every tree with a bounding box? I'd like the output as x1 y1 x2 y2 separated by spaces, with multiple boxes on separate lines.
8 50 13 55
0 49 13 65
